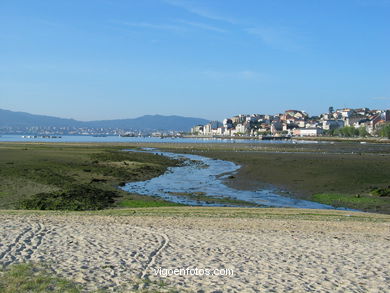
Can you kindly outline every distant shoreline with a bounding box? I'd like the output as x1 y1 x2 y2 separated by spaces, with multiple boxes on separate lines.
184 134 390 143
293 136 390 143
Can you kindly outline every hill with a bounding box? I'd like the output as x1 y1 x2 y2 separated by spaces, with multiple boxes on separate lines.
0 109 83 128
87 115 209 131
0 109 209 132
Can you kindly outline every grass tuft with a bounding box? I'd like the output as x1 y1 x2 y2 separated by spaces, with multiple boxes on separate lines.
312 193 390 212
0 263 81 293
118 198 183 208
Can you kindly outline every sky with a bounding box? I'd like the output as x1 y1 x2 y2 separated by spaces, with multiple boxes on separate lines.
1 0 389 121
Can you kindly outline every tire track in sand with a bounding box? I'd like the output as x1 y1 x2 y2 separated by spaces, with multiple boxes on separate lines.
134 227 170 279
0 222 47 267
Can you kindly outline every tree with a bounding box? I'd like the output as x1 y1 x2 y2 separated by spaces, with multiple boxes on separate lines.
358 127 369 137
335 126 359 137
323 128 336 136
333 126 371 138
378 123 390 138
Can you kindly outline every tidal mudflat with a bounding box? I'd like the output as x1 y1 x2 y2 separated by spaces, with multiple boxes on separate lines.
122 148 346 210
0 143 181 210
128 142 390 213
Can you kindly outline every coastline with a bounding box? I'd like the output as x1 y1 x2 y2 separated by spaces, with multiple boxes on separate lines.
183 134 390 143
293 136 390 143
1 143 389 291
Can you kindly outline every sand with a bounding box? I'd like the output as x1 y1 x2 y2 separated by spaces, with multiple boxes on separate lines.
0 209 389 292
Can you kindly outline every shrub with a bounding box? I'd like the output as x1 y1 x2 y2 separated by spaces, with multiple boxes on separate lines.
370 187 390 197
18 185 118 211
378 123 390 139
334 126 359 137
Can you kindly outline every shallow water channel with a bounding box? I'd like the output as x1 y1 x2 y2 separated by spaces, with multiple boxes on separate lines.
122 148 352 210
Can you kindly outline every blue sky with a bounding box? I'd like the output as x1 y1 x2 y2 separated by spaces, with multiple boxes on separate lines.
1 0 389 121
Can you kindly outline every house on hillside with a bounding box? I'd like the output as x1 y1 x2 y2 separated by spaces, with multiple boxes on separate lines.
322 120 344 130
293 128 323 137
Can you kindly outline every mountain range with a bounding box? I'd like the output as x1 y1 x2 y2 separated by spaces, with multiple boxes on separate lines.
0 109 209 132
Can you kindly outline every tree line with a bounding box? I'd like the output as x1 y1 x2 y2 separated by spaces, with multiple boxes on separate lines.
325 123 390 138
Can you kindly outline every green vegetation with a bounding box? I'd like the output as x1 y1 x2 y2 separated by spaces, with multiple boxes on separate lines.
311 193 389 212
1 207 389 222
0 143 180 210
0 263 81 293
357 126 370 137
325 123 390 139
119 197 183 208
378 123 390 138
18 185 118 210
155 142 390 213
168 191 263 207
370 187 390 197
218 150 390 214
0 262 178 293
1 141 390 213
327 126 370 137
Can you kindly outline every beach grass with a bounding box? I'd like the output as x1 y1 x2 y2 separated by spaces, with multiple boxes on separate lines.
118 198 183 208
1 207 389 222
311 193 389 212
0 262 178 293
0 263 82 293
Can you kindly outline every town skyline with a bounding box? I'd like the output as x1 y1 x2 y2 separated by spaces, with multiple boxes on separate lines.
1 105 389 137
191 106 390 138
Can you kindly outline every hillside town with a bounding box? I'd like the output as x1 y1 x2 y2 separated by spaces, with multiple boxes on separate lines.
191 107 390 137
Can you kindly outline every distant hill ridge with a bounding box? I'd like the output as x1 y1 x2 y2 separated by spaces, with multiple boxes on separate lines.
0 109 209 132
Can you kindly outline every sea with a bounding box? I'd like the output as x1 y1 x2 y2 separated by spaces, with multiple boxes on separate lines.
0 134 318 144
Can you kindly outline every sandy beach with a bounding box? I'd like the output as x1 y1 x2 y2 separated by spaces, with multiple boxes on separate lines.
1 208 389 292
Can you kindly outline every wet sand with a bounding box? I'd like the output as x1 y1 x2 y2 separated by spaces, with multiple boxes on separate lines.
1 208 389 292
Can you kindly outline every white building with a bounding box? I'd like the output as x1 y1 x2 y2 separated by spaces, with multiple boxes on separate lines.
191 125 204 134
215 127 225 135
202 121 223 135
322 120 344 130
235 123 249 134
293 128 323 137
